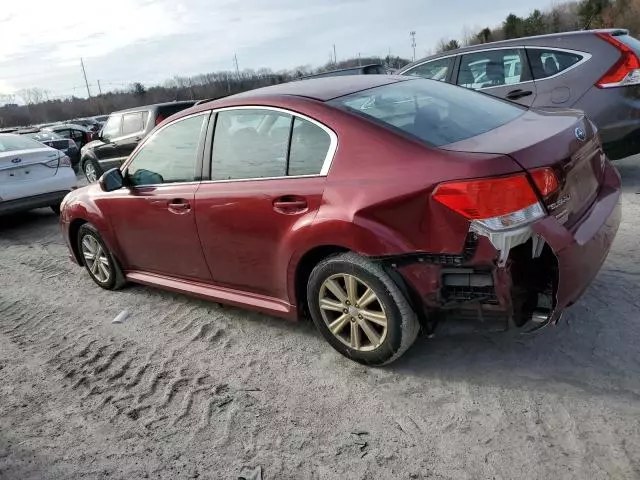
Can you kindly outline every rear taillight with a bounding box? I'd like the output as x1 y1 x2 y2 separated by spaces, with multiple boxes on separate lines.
45 155 71 168
530 167 560 197
432 173 544 227
596 33 640 88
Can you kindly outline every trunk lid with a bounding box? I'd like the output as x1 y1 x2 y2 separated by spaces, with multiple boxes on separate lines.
0 148 61 187
440 109 605 228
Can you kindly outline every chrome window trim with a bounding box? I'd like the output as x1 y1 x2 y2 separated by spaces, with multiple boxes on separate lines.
401 54 457 77
209 105 338 179
524 46 592 82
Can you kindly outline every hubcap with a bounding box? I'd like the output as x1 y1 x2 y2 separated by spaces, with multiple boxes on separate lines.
85 162 97 182
81 235 111 283
318 274 388 352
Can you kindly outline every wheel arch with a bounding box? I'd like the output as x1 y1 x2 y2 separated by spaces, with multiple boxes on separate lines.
69 218 89 265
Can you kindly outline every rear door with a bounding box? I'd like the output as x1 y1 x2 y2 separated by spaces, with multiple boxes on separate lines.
455 48 538 106
194 107 335 301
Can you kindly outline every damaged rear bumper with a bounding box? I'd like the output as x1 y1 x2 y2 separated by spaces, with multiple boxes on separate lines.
533 161 621 322
388 162 621 330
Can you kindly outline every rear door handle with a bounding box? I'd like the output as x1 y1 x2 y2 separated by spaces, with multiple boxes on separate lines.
168 198 191 214
273 196 308 214
507 89 533 100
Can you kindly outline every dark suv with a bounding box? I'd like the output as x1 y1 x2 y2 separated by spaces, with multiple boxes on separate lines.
80 101 196 182
399 28 640 159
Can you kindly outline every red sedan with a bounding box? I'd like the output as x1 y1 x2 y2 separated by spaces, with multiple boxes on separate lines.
60 76 621 365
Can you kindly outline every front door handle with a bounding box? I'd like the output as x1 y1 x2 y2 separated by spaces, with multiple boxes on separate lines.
507 89 533 100
168 198 191 214
273 196 308 214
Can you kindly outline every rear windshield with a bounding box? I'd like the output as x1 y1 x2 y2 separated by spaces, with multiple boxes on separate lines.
24 131 64 142
615 34 640 54
0 134 49 152
329 78 525 147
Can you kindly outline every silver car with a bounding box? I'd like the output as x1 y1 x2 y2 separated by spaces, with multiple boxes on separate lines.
399 28 640 159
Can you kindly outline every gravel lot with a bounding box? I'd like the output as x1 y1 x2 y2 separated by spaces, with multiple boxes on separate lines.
1 157 639 480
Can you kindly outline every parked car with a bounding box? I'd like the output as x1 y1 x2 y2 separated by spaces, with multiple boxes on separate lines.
45 123 94 150
298 64 387 80
79 101 197 182
399 28 640 159
69 118 102 133
17 128 80 169
0 133 76 215
60 76 620 365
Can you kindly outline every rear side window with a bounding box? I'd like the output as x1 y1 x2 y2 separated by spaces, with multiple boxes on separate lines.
527 48 584 80
403 57 453 82
288 118 332 176
329 79 525 147
457 49 524 89
212 109 291 180
121 112 145 136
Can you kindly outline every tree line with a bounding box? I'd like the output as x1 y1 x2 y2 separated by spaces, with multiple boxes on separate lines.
436 0 640 52
0 56 409 128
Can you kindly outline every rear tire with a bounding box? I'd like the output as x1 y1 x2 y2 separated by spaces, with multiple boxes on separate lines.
82 158 102 183
77 223 126 290
307 252 420 366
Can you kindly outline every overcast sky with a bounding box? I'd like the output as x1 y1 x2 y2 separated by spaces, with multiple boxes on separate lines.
0 0 553 100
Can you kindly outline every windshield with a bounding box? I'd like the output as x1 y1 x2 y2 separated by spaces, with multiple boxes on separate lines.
329 78 525 147
0 134 50 152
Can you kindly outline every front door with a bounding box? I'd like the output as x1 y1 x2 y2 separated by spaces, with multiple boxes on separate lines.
94 114 124 171
104 112 212 280
455 48 538 107
194 108 335 300
113 111 148 164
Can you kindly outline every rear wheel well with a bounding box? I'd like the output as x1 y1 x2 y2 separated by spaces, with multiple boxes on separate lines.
294 245 349 317
69 219 88 265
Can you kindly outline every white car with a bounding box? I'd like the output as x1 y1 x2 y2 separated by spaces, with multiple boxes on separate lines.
0 133 77 215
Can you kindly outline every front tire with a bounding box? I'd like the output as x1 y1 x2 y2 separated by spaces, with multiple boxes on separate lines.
307 252 420 366
82 158 102 183
77 224 126 290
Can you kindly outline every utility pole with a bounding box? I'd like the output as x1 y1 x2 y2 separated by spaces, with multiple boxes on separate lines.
233 54 240 79
333 44 337 65
358 53 361 66
97 80 102 95
410 31 417 61
80 58 91 98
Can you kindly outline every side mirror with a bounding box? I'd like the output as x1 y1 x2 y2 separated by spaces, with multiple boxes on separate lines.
99 168 124 192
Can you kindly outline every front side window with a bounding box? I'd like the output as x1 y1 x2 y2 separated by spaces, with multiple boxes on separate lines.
126 114 206 186
211 109 291 181
101 115 122 140
457 49 524 89
527 48 584 80
330 78 524 147
403 57 453 82
121 112 145 136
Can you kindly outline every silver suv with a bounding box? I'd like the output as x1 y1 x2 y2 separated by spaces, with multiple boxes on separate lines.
399 28 640 159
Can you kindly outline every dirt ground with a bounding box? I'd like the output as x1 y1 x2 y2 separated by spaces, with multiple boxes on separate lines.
1 158 639 480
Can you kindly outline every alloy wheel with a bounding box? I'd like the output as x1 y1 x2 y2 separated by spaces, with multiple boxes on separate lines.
318 273 388 352
84 162 97 182
81 235 111 283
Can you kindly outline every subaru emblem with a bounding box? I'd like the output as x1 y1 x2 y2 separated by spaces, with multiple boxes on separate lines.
575 127 586 142
11 157 21 164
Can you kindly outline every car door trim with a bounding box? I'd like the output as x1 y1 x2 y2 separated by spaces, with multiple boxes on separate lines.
204 105 338 182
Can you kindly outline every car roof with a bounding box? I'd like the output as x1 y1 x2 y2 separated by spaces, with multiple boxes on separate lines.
401 28 629 70
111 100 197 115
45 123 90 131
16 128 40 134
204 75 409 105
